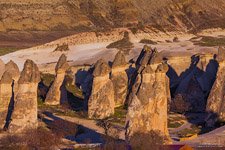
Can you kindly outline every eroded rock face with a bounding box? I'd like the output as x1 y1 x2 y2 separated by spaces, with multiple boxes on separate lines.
207 47 225 121
9 60 40 133
45 54 69 105
127 45 162 105
111 51 128 106
126 63 170 141
88 59 115 119
5 60 20 81
135 45 159 72
0 72 13 129
0 60 20 129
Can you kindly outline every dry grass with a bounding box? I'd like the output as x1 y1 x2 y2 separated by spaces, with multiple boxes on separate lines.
139 39 157 45
193 36 225 47
0 127 61 150
129 130 168 150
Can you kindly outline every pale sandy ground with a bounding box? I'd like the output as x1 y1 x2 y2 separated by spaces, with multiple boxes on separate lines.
0 36 219 72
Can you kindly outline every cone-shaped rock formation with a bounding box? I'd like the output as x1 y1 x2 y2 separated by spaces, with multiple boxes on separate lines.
88 59 115 119
9 60 40 133
45 54 69 105
111 51 128 106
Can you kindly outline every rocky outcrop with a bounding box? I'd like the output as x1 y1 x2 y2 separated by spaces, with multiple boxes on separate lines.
206 47 225 121
172 54 218 112
127 45 162 105
9 60 40 133
88 59 115 119
135 45 159 72
126 63 170 141
5 60 20 82
54 43 70 52
45 54 69 105
111 51 128 106
0 60 20 129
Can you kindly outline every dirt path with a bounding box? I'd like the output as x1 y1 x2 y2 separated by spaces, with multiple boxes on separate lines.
55 115 126 140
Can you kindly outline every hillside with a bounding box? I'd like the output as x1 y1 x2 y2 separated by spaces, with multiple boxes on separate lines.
1 0 225 48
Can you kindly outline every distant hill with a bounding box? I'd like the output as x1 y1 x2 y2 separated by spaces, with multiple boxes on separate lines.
1 0 225 32
1 0 225 48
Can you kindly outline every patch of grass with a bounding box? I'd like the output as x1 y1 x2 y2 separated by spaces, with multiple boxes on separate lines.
168 122 183 128
109 106 127 126
39 105 88 119
41 73 55 87
139 39 157 45
194 36 225 47
0 47 20 56
38 96 45 107
168 113 187 128
177 125 201 138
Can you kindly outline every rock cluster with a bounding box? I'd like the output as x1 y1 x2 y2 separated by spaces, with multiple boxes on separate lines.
125 46 170 141
111 51 128 106
127 45 164 105
45 54 69 105
9 60 40 133
171 54 218 113
206 47 225 121
88 59 115 119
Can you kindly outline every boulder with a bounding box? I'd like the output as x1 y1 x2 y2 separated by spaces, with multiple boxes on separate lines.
88 59 115 119
111 51 128 106
9 60 40 133
45 54 69 105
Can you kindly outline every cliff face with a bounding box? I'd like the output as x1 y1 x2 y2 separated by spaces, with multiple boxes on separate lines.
1 0 225 32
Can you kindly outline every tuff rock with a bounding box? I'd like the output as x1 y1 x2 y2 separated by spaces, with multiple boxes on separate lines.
111 51 128 106
9 60 40 133
45 54 69 105
88 59 115 119
126 63 170 142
